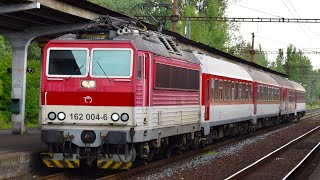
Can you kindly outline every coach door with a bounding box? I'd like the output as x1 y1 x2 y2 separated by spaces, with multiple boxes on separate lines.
204 77 211 121
253 83 257 115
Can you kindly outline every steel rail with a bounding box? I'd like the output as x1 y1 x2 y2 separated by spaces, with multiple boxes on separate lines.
36 172 65 180
282 141 320 179
225 125 320 180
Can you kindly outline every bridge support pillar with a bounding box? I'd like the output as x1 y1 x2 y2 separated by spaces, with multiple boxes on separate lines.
9 37 32 134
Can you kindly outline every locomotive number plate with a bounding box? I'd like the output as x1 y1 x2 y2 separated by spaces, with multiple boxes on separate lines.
69 113 108 121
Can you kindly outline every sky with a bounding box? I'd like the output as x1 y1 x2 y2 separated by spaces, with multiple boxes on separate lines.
226 0 320 69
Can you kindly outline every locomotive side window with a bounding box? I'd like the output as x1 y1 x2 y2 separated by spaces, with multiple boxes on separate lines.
155 63 199 90
137 55 142 80
47 49 88 76
91 49 132 77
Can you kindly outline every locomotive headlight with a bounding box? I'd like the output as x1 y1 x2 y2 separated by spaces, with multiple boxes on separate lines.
81 80 89 88
120 113 129 122
48 112 56 120
111 113 119 121
89 80 96 87
57 112 66 121
81 80 96 88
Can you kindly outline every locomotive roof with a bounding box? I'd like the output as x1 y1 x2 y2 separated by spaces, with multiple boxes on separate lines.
194 52 252 81
113 33 200 64
244 67 278 86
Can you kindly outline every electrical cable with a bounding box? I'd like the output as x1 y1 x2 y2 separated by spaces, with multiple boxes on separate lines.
286 0 320 37
281 0 311 41
229 2 281 18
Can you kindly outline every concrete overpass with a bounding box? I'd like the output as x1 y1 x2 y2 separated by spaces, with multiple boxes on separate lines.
0 0 127 134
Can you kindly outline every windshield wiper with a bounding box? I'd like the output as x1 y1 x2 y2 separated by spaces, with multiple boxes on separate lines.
66 64 84 81
96 61 111 84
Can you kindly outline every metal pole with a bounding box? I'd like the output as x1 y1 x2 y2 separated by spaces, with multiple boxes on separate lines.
172 0 177 32
251 32 255 62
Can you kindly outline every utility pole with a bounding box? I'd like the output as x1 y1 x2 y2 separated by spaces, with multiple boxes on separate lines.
251 32 255 62
172 0 177 32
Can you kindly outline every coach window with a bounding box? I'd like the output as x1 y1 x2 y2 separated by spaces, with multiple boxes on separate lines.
264 86 267 101
224 80 227 101
211 79 215 101
257 86 260 101
239 82 242 100
242 83 246 100
232 81 235 101
214 79 219 101
219 80 223 101
245 84 249 100
228 81 231 101
249 84 252 100
260 86 263 101
206 80 210 101
235 82 239 101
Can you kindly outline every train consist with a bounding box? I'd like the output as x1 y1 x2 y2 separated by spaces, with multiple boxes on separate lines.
40 23 306 169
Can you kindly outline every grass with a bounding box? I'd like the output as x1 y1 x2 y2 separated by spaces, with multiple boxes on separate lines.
0 120 39 129
306 103 319 109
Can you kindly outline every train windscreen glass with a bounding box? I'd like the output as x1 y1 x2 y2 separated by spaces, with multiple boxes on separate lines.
48 49 87 76
91 49 132 77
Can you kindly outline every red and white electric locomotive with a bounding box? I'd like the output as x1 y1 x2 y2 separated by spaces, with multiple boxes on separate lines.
41 29 202 169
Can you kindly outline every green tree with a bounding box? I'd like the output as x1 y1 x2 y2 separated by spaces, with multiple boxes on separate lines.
89 0 144 15
270 49 286 74
0 54 12 128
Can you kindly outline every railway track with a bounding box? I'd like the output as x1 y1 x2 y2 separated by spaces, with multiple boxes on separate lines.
37 172 65 180
225 125 320 179
37 109 320 180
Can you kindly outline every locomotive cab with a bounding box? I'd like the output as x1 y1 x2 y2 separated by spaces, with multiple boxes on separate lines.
41 39 138 169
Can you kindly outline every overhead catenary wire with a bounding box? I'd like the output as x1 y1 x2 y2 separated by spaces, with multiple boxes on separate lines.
286 0 320 37
228 2 281 18
280 0 312 41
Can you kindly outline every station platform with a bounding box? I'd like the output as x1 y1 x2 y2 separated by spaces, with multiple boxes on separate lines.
0 128 46 179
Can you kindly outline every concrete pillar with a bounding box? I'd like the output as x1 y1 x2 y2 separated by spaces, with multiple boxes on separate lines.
7 36 32 134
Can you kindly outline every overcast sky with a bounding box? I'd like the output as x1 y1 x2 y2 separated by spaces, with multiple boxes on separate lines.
226 0 320 68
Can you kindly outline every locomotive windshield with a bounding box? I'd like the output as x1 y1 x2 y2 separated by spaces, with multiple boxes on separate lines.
47 49 88 76
91 49 132 77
